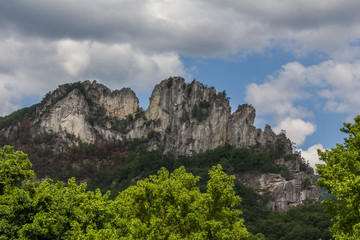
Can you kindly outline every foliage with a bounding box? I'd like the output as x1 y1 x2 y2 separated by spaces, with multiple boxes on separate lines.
0 104 39 130
81 144 332 238
109 165 261 239
315 175 336 201
191 101 210 122
317 115 360 239
199 100 210 108
251 203 333 240
87 106 137 134
299 158 310 172
87 144 292 198
0 141 333 239
301 178 311 190
180 110 190 122
166 77 173 89
51 82 91 106
185 137 194 145
0 146 35 192
134 107 145 120
0 147 264 239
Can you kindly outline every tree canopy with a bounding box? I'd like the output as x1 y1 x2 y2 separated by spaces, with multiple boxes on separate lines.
0 145 35 192
317 116 360 239
0 145 264 239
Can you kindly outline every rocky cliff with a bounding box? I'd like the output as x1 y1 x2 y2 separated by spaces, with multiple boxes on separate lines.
237 154 319 211
31 78 292 154
0 77 319 211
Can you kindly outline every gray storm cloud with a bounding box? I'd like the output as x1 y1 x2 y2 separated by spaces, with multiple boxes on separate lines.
1 0 360 57
1 0 360 119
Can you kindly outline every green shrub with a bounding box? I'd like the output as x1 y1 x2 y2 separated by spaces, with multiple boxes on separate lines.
180 110 189 122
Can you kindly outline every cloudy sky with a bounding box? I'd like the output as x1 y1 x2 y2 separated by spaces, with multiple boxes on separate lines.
1 0 360 170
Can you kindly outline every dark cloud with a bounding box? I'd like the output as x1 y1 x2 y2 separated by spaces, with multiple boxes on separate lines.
2 0 360 116
2 0 360 57
0 1 142 41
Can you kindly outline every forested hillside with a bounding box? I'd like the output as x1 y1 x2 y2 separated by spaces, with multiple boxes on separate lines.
0 79 334 239
0 145 333 239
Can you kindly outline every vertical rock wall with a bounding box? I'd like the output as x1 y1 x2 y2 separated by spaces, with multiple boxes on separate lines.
145 78 231 154
34 77 293 155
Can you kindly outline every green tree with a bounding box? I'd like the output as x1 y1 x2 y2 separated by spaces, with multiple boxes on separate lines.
17 179 113 239
0 145 35 192
0 145 37 239
109 165 263 239
251 203 332 240
317 116 360 239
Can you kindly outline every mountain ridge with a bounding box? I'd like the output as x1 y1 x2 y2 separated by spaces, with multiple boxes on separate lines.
0 77 319 211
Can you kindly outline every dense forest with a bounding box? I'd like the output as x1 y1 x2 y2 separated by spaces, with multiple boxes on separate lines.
0 142 334 239
0 109 334 239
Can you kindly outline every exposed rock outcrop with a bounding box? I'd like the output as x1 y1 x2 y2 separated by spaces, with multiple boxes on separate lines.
237 155 320 211
14 77 290 155
99 88 139 120
144 79 231 154
39 88 96 143
228 105 292 155
35 80 139 145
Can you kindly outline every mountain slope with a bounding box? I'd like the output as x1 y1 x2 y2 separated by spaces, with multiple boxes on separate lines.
0 77 319 211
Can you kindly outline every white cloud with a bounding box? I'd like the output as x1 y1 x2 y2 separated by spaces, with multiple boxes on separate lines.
299 144 325 172
0 80 19 116
56 40 90 76
245 60 360 146
81 41 186 91
0 36 186 116
245 62 312 121
0 36 64 115
274 118 316 146
313 61 360 114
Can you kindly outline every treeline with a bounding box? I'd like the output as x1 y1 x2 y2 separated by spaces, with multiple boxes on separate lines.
33 142 335 239
0 144 334 239
0 136 334 239
76 143 294 197
73 144 334 239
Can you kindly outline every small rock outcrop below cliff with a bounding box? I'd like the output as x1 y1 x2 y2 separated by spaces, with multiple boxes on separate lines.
0 77 320 211
237 155 320 212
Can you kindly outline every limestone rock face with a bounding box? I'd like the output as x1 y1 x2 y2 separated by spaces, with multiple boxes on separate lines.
81 80 139 120
227 105 292 154
7 77 291 155
36 80 139 145
98 88 139 119
144 78 230 154
227 104 258 147
39 88 96 143
237 155 320 212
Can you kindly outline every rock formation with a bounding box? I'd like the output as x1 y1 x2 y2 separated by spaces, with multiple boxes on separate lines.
237 154 319 211
19 77 292 156
0 76 319 211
